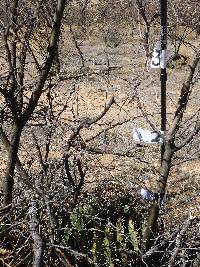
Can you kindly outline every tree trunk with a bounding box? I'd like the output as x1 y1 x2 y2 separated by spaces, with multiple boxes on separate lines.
2 0 67 206
142 143 174 252
157 143 174 196
3 123 22 206
142 202 159 253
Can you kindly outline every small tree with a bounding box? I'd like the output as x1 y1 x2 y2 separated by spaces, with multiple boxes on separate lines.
142 51 200 251
0 0 67 206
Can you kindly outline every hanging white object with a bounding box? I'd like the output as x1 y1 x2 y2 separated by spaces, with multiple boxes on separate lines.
133 127 163 144
140 188 155 201
151 42 161 69
150 42 166 69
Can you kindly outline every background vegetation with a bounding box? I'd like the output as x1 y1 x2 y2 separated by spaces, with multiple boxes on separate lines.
0 0 199 266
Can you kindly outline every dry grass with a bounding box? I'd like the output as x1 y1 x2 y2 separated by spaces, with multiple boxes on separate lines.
0 19 200 228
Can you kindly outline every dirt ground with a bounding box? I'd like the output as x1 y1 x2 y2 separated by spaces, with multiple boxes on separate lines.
0 27 200 228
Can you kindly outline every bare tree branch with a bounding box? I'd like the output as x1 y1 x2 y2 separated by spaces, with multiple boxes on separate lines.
29 200 43 267
168 52 200 140
65 96 115 151
21 0 67 125
175 122 200 150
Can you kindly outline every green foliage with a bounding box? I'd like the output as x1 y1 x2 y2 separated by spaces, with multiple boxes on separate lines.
61 183 146 266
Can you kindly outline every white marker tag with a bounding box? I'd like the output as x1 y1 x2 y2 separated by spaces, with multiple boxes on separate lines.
151 42 161 69
151 48 160 69
133 127 163 144
150 42 167 69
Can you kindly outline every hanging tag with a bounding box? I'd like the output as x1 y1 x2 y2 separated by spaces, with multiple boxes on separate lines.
151 42 161 69
150 42 167 69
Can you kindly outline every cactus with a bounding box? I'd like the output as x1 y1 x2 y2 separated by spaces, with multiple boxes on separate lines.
128 219 139 252
104 223 114 267
93 226 107 266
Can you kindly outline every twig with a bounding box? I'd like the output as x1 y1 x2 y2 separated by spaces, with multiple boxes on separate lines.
64 96 115 151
